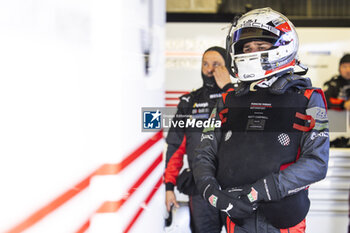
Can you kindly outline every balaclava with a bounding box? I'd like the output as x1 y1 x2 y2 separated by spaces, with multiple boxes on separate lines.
339 54 350 82
340 54 350 66
202 46 232 90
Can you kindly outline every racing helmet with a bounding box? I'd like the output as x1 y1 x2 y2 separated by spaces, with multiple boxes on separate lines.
227 7 299 82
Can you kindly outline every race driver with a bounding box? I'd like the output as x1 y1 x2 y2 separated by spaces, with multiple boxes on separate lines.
192 7 329 233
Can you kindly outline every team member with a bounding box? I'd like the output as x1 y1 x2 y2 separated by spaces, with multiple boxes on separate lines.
323 54 350 110
164 46 234 233
323 55 350 231
193 8 329 233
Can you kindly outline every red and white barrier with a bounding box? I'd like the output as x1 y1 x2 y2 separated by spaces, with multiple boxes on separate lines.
165 90 189 107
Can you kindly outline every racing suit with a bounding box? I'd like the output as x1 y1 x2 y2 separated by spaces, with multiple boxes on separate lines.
164 83 234 233
323 75 350 110
193 75 329 233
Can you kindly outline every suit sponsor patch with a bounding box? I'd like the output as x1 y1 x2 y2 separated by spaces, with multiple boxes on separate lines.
306 107 328 121
181 96 191 102
247 187 258 202
201 133 214 141
310 131 329 140
209 194 218 207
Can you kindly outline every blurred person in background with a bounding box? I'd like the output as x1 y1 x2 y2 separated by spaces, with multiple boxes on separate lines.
193 8 329 233
323 54 350 110
164 46 234 233
323 55 350 231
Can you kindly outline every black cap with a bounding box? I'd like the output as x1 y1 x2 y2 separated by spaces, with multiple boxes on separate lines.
340 54 350 65
204 46 232 69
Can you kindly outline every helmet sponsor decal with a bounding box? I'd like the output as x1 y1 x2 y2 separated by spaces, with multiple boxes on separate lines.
239 21 280 36
243 73 255 79
271 17 287 27
276 21 292 32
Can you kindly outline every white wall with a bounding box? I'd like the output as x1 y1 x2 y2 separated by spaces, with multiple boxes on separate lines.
0 0 166 233
0 1 93 232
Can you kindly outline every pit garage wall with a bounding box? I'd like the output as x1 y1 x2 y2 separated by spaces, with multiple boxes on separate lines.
0 1 165 233
166 23 350 136
166 23 350 90
166 23 350 233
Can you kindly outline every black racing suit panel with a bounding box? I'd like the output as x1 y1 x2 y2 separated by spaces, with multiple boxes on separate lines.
216 89 308 189
192 87 329 232
193 88 329 199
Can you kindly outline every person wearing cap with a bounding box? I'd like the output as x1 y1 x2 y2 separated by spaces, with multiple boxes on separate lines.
193 8 329 233
164 46 234 233
323 54 350 110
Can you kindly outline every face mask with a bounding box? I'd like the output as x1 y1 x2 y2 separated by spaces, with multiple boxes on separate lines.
201 72 220 90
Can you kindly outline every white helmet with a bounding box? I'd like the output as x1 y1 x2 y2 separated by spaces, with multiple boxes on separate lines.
227 7 299 82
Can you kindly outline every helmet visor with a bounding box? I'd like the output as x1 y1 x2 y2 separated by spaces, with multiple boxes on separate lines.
233 27 279 43
232 27 280 54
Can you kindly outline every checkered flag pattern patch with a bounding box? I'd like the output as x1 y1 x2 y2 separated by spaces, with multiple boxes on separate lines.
278 133 290 146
